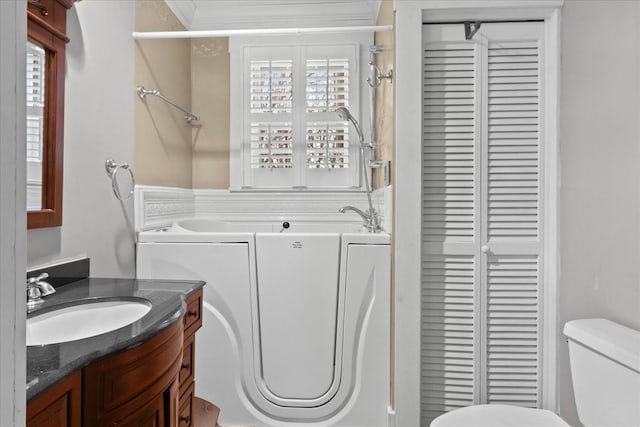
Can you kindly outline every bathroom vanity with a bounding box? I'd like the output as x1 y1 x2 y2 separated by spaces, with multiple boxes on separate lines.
25 278 203 427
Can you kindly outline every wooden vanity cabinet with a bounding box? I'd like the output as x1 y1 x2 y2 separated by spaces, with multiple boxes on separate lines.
178 288 203 427
27 287 204 427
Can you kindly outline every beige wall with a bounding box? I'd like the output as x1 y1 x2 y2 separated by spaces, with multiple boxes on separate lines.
191 38 231 189
373 0 395 190
134 0 192 188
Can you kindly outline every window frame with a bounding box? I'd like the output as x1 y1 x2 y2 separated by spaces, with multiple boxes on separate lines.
229 33 372 191
26 1 71 228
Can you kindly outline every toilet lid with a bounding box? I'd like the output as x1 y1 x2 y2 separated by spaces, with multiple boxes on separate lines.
430 404 570 427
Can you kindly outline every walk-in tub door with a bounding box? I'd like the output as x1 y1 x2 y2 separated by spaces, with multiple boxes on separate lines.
254 233 342 407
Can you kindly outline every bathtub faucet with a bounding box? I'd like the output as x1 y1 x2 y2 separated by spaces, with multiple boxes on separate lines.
339 206 381 233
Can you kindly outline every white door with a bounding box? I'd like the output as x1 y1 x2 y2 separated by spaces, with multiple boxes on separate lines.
421 22 544 424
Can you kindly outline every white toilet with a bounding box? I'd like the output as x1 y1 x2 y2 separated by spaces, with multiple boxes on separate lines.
430 318 640 427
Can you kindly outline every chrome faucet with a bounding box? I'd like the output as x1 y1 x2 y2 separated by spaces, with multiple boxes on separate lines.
339 205 381 233
26 272 56 310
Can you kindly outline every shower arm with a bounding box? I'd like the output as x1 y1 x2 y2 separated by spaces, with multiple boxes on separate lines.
137 86 200 124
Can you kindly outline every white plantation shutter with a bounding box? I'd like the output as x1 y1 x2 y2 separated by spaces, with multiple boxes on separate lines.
250 123 293 169
305 58 349 113
305 57 351 171
26 41 45 163
242 45 358 189
249 57 294 172
26 43 45 104
306 122 349 169
26 117 43 162
421 22 544 425
250 59 293 114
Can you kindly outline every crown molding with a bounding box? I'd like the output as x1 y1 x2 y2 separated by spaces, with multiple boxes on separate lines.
165 0 380 31
164 0 197 29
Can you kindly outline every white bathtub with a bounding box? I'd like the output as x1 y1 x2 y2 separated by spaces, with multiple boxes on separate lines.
137 218 391 426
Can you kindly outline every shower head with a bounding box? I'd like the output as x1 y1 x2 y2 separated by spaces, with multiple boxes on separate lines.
335 107 369 148
335 106 351 121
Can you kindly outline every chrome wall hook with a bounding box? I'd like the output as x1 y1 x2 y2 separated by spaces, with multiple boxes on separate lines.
464 21 482 40
366 61 393 88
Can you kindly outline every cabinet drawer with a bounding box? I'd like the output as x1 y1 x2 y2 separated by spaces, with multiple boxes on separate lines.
178 382 195 427
183 288 203 337
179 334 196 394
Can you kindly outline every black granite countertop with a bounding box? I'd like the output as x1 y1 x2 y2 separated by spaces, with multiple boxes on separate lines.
26 277 205 401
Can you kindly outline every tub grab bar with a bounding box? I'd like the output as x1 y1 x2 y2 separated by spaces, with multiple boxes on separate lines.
137 85 199 124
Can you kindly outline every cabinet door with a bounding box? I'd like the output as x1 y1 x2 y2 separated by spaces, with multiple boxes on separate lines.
117 377 179 427
27 371 81 427
83 321 183 426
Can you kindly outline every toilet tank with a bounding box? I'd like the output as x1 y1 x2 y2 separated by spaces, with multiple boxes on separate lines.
564 319 640 427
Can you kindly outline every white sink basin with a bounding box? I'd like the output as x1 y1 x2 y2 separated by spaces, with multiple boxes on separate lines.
27 299 152 346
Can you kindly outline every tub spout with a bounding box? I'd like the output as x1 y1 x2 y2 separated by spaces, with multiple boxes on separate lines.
339 206 381 233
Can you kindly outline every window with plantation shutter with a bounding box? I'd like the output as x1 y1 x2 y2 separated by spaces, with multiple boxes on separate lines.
26 42 45 163
26 41 45 210
421 22 544 425
240 44 360 190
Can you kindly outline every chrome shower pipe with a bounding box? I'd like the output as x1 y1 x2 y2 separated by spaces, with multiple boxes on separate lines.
368 46 378 158
335 107 380 231
366 45 392 169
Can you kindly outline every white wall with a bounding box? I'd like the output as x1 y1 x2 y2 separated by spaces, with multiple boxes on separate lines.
26 0 136 278
0 1 27 424
558 1 640 425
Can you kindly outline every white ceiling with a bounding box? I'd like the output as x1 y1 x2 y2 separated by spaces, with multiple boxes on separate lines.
164 0 382 30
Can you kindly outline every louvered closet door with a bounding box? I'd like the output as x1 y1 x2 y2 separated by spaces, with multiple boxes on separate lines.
421 22 544 425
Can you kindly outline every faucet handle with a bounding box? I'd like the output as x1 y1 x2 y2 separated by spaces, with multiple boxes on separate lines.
27 286 42 300
27 272 49 284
